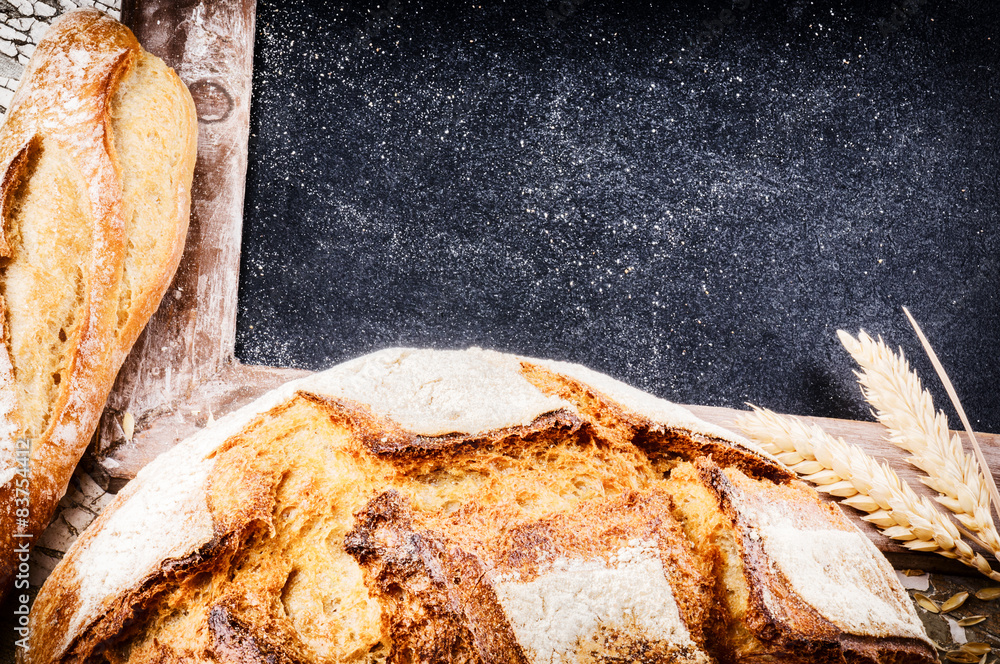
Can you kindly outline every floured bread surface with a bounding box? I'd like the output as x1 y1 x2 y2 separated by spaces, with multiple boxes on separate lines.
664 459 934 664
0 8 196 601
27 348 935 664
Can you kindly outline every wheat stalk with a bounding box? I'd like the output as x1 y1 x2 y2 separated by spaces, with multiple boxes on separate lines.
738 406 1000 581
903 308 1000 548
837 329 1000 560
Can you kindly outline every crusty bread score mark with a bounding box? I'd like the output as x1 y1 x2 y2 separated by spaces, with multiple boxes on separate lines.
0 141 28 486
519 361 794 483
663 459 933 663
3 136 92 444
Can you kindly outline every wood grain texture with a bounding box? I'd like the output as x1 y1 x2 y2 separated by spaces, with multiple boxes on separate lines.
95 0 259 475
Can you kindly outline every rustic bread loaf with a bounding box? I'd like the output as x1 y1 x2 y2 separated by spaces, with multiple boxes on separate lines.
0 8 196 600
26 348 935 664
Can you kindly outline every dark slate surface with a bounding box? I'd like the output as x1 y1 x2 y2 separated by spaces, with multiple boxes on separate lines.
238 0 1000 432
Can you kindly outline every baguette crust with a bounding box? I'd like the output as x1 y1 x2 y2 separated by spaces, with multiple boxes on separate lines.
0 8 196 600
26 348 935 664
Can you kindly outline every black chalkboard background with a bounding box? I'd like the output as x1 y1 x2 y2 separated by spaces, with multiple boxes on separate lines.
237 0 1000 433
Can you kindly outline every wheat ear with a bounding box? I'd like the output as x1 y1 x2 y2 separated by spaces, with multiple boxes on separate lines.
838 329 1000 560
738 406 1000 581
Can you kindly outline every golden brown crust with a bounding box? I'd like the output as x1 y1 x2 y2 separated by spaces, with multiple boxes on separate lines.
38 389 710 664
0 8 195 601
0 139 32 256
106 45 197 357
345 490 528 664
670 458 937 664
344 487 717 664
436 489 716 652
26 349 936 664
519 361 795 483
208 604 310 664
1 6 135 545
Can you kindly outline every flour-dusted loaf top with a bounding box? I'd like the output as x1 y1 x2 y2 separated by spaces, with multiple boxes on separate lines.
0 8 196 602
27 348 934 664
664 459 934 663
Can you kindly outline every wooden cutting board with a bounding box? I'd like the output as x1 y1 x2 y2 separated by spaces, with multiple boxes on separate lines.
83 0 999 576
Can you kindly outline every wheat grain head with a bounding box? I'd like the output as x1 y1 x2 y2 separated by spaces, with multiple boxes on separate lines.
838 329 1000 558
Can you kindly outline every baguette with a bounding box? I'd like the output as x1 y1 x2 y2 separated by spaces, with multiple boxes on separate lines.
0 9 196 600
26 348 935 664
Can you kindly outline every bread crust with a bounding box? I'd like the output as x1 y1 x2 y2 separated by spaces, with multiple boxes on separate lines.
517 359 793 483
667 458 937 664
0 8 196 601
24 348 936 664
